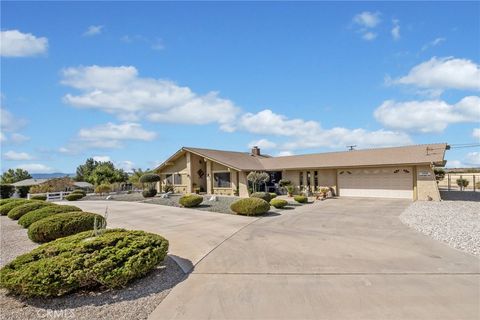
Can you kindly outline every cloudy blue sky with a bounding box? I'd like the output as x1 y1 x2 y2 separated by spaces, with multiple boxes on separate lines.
1 1 479 173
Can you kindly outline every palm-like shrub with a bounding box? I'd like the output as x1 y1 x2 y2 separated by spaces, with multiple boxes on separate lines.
230 197 270 216
179 194 203 207
18 205 82 228
28 211 106 243
0 229 169 297
7 202 53 220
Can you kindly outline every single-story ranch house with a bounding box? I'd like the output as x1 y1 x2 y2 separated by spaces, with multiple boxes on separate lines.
154 143 448 201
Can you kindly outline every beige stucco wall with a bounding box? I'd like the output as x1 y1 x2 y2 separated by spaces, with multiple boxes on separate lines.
190 153 207 192
415 165 441 201
238 172 249 197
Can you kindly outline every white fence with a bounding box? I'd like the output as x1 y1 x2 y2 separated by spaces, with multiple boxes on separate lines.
27 191 72 201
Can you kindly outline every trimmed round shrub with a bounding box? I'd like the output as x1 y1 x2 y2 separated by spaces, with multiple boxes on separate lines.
294 195 308 203
7 201 53 220
230 197 270 216
65 193 84 201
18 205 82 228
269 193 277 199
0 198 25 206
95 184 111 194
0 184 15 199
139 173 161 183
71 189 87 197
270 198 288 209
28 211 106 243
250 192 271 202
30 195 47 201
0 199 31 215
179 194 203 207
142 188 157 198
0 229 169 297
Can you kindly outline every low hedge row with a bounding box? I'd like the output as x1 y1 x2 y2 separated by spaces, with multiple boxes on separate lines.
18 205 82 228
0 199 31 215
30 195 47 201
0 229 169 297
230 197 270 216
28 212 106 243
179 194 203 207
7 202 53 220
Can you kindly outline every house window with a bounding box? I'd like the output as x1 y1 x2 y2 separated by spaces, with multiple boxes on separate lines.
306 171 311 186
299 172 304 187
314 171 318 188
174 174 182 185
165 174 173 185
214 172 231 188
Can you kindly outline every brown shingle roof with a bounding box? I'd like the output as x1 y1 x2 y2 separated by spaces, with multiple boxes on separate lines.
157 143 448 172
259 143 448 170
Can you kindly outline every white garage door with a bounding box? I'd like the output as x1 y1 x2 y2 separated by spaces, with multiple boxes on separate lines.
338 167 413 199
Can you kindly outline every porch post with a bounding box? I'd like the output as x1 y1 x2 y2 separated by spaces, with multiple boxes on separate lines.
186 152 192 193
206 160 213 194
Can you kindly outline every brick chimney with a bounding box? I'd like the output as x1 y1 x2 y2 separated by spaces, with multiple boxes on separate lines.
251 146 261 156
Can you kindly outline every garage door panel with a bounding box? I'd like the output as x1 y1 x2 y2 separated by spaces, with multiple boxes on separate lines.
338 167 413 199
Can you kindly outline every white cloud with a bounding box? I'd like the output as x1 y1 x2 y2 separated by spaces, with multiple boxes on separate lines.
353 11 381 41
61 65 239 130
421 37 446 52
93 155 111 162
0 108 29 144
374 96 480 133
116 160 135 172
60 122 156 154
0 30 48 57
236 109 411 150
362 32 377 41
277 151 293 157
473 128 480 140
465 152 480 166
391 19 400 40
78 122 156 141
248 139 277 150
353 11 381 28
83 25 103 36
445 160 465 168
14 163 54 173
3 150 33 161
391 57 480 92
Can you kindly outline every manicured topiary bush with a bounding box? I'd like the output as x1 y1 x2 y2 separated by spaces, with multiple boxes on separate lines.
294 195 308 203
270 198 288 209
0 229 169 297
7 201 53 220
18 205 82 228
179 194 203 208
0 199 30 215
139 173 161 183
30 195 47 201
65 193 84 201
28 211 106 243
0 184 15 199
71 189 87 197
230 197 270 216
250 192 271 202
142 188 157 198
269 193 277 199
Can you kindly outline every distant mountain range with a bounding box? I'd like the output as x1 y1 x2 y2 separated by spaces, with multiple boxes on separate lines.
30 173 75 179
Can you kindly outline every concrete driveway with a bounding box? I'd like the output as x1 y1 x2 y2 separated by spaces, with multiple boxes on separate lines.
149 198 479 320
61 200 256 272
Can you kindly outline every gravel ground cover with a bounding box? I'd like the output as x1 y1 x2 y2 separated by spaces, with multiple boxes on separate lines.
0 216 186 320
400 200 480 256
82 192 145 202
